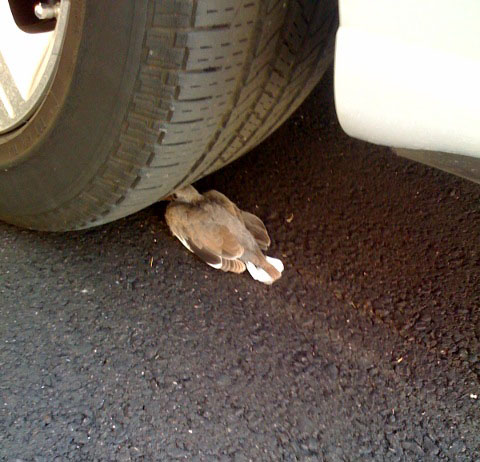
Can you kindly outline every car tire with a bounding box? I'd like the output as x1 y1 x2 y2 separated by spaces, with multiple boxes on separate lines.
0 0 337 231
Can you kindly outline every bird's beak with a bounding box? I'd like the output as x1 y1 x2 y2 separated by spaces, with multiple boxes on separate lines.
163 194 174 201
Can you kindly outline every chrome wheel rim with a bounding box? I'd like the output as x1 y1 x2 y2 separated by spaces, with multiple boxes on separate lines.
0 1 70 134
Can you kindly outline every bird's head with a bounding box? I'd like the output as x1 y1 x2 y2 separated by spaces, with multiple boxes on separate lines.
164 185 203 203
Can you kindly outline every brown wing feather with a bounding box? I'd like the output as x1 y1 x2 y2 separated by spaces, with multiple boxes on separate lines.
241 211 271 250
220 259 246 273
186 238 245 273
189 223 243 259
203 190 242 219
204 190 271 250
166 198 247 276
185 238 223 267
167 203 244 258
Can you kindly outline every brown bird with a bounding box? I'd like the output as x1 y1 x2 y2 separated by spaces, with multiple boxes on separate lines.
165 185 284 284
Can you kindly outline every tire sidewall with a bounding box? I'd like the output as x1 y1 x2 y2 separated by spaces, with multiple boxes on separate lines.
0 0 147 218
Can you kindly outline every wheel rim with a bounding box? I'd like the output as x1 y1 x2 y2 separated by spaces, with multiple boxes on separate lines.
0 1 70 134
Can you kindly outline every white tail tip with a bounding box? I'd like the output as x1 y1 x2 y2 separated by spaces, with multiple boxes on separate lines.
246 262 274 285
266 256 284 273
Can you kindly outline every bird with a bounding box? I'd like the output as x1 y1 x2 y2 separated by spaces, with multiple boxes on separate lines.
164 185 284 284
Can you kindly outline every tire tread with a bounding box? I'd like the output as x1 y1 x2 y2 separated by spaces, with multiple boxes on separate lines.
19 0 337 230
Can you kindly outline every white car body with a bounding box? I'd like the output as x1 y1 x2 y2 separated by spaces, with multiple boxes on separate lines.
334 0 480 161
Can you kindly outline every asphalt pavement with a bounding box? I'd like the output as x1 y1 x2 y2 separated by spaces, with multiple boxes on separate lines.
1 70 479 461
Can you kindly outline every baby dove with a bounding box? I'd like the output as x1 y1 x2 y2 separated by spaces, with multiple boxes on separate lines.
165 185 284 284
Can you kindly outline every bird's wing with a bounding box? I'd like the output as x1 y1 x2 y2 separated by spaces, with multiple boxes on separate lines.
167 202 244 265
186 237 246 273
187 221 244 260
203 190 242 219
204 190 271 250
241 211 271 250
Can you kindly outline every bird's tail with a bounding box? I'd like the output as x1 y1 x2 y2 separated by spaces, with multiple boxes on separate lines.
246 255 284 285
